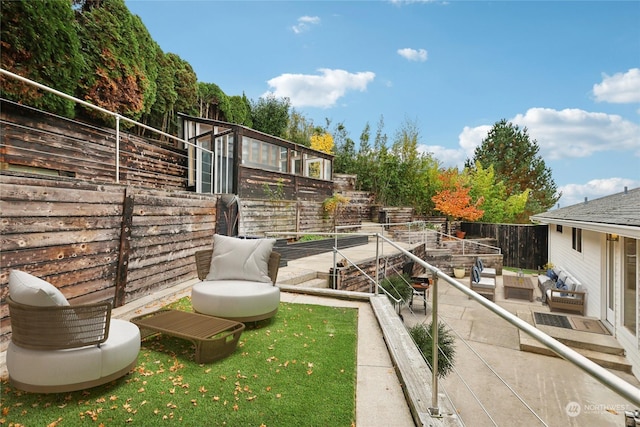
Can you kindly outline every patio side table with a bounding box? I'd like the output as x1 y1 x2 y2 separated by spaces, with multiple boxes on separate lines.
131 309 245 363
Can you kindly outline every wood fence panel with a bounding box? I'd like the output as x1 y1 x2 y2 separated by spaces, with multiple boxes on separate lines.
0 173 219 349
463 222 548 270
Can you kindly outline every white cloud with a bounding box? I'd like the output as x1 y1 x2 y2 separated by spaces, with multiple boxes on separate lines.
264 68 375 108
292 16 320 34
512 108 640 160
457 108 640 162
558 177 640 207
593 68 640 103
397 48 428 62
417 144 465 167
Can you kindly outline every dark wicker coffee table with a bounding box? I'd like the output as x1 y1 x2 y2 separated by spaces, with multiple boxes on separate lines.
131 309 245 363
503 275 535 301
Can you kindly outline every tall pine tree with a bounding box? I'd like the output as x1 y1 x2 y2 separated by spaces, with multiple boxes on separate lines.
467 119 559 220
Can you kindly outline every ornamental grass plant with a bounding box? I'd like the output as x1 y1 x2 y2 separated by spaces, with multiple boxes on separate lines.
1 298 358 427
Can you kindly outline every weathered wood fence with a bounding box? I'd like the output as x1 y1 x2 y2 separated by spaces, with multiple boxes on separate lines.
462 222 548 270
0 172 219 349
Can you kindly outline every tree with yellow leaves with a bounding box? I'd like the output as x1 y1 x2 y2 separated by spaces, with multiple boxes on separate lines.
310 132 334 154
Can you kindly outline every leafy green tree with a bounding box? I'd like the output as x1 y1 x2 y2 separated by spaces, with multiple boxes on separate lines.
468 162 529 223
250 94 290 138
170 54 198 116
283 109 314 146
227 94 252 126
466 119 559 220
389 118 440 214
332 122 357 174
0 0 83 117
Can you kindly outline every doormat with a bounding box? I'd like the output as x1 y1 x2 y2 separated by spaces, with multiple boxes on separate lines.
568 317 609 335
534 312 572 329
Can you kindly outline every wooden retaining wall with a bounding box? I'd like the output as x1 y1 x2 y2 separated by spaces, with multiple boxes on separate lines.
237 199 361 238
1 99 187 191
331 244 428 293
0 172 218 349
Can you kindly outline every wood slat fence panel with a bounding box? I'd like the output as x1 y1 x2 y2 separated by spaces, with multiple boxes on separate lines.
0 173 218 349
462 222 548 270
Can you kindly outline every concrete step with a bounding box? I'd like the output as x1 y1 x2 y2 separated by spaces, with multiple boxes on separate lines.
519 333 633 374
517 311 632 373
278 270 318 285
286 278 330 289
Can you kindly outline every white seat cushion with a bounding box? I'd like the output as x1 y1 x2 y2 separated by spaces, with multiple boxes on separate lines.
7 341 102 387
100 319 141 378
472 278 496 290
7 318 140 388
192 280 280 319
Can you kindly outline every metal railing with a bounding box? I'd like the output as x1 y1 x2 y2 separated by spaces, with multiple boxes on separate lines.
0 68 213 184
377 233 640 410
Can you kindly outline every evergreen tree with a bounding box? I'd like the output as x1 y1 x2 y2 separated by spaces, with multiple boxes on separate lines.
0 0 83 117
197 82 229 120
467 119 559 220
75 0 157 123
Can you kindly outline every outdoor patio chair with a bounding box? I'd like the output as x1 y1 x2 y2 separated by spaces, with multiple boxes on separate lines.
192 234 281 322
470 265 496 301
6 270 140 393
475 258 497 278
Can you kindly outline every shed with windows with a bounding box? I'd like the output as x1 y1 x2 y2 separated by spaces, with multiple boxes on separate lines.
179 114 334 201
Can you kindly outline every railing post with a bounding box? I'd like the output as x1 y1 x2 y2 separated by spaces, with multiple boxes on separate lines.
429 271 440 417
115 116 120 183
374 234 380 294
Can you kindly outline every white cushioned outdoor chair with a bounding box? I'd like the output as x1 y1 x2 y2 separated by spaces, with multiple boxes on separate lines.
6 270 140 393
191 234 281 322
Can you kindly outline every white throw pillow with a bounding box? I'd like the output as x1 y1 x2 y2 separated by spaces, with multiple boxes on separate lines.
9 270 69 306
206 234 276 283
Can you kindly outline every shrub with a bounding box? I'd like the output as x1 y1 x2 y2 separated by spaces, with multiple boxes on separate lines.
409 321 456 378
379 274 413 306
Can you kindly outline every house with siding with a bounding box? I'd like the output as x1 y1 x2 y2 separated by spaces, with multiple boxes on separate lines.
530 187 640 377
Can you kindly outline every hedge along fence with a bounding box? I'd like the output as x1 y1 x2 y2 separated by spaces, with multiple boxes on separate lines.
331 244 428 293
0 172 218 349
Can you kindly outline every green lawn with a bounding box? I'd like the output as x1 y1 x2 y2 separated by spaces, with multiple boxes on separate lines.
1 299 358 427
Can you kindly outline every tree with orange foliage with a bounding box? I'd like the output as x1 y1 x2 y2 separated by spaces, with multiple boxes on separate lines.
432 179 484 235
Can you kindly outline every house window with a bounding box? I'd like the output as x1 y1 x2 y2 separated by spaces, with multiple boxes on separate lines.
556 224 563 233
572 228 582 252
623 238 637 335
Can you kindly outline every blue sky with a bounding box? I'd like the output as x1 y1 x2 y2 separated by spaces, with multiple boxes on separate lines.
126 0 640 208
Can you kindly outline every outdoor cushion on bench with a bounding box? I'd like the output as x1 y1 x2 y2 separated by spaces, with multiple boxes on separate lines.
191 235 281 322
470 265 496 300
538 266 586 315
6 270 140 393
475 258 497 278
